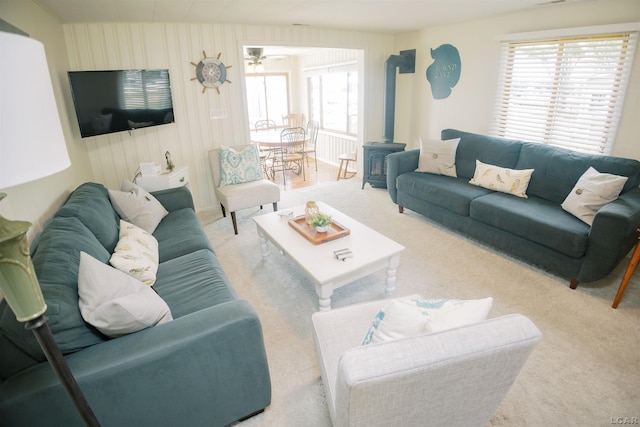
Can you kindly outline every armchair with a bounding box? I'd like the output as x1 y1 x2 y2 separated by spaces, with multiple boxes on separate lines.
312 298 541 427
208 145 280 234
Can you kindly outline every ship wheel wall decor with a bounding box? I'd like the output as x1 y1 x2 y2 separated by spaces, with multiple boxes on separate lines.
191 51 232 94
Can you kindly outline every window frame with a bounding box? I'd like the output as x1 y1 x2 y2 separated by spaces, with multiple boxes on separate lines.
492 23 639 155
245 72 290 127
306 63 358 136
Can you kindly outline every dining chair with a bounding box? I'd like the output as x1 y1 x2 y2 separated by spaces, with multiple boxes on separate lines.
271 127 306 184
253 120 277 175
304 120 320 171
282 113 305 128
254 119 276 131
208 145 280 234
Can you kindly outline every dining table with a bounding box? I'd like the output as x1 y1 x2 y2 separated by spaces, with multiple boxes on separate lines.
249 129 309 181
249 129 309 147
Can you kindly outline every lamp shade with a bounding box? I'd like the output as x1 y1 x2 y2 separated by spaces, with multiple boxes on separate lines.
0 32 70 189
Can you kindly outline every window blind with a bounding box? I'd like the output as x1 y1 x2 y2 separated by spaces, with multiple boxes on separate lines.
492 31 638 154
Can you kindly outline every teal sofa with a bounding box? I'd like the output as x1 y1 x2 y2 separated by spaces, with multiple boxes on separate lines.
387 129 640 287
0 183 271 426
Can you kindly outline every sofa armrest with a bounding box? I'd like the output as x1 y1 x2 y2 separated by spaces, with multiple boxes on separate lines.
579 187 640 281
333 314 540 427
0 300 271 427
151 186 195 212
386 149 419 203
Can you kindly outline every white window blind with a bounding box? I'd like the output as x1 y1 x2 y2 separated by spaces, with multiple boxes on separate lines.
492 29 638 154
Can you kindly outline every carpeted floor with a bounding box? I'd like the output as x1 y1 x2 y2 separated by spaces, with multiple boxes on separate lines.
199 177 640 427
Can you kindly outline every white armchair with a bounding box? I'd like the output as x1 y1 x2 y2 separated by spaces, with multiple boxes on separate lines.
312 299 541 427
208 145 280 234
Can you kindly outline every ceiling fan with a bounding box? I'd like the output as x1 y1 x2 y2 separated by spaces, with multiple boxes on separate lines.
245 47 267 66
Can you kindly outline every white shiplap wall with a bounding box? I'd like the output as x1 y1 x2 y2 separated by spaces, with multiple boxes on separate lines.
63 23 394 211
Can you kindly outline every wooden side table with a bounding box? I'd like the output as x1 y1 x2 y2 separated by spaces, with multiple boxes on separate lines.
612 228 640 308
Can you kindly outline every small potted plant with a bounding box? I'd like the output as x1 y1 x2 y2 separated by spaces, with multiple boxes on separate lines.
309 212 332 233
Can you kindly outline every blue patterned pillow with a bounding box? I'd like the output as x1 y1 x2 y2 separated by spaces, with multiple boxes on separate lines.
219 145 263 186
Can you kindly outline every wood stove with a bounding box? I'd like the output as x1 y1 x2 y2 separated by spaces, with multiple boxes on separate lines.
362 141 406 189
362 49 414 189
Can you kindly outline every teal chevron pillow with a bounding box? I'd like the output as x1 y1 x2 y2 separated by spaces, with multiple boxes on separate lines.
219 145 263 186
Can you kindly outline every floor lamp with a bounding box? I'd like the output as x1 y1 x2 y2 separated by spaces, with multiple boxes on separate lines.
0 31 100 426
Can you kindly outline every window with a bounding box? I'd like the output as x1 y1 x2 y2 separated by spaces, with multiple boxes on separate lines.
493 27 638 154
245 73 289 127
119 70 172 110
307 66 358 135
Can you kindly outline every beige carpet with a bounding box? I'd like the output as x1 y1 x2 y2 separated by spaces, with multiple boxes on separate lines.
199 177 640 427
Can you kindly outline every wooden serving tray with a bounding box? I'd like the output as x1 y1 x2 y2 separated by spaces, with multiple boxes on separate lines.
288 215 350 245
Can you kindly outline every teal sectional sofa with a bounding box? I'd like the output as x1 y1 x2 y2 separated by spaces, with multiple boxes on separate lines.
387 129 640 287
0 183 271 426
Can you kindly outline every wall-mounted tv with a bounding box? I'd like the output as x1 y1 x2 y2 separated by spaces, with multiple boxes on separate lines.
68 69 175 138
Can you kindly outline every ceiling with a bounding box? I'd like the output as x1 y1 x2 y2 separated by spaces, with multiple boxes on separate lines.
36 0 594 34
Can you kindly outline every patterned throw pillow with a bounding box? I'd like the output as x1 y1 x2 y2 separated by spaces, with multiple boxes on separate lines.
109 220 159 286
219 145 263 186
469 160 534 198
415 137 460 177
362 295 493 345
561 166 627 226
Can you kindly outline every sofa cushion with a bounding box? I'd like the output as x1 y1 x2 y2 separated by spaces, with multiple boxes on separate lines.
442 130 523 180
416 137 460 177
470 193 589 258
153 208 214 263
54 182 120 253
469 160 534 198
397 172 494 216
153 249 237 319
79 252 172 337
561 167 628 226
515 143 640 204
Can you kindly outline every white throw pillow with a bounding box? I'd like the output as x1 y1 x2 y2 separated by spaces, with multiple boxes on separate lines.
561 166 628 226
219 145 263 186
469 160 534 198
415 137 460 177
109 220 159 286
362 295 493 345
108 180 168 233
78 252 172 338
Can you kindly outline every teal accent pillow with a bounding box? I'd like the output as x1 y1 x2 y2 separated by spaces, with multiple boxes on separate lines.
219 145 262 186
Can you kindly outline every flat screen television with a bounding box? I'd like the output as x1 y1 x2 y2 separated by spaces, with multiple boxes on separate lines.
68 69 175 138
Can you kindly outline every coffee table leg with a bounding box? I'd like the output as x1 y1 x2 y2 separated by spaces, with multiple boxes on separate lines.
257 229 270 259
385 254 401 295
315 283 333 311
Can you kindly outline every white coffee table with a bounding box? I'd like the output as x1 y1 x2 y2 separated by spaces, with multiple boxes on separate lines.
253 202 405 311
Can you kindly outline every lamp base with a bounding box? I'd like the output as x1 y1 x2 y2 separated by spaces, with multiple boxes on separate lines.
25 315 101 427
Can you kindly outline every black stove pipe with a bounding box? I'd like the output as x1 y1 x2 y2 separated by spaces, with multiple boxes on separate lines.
383 49 416 143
